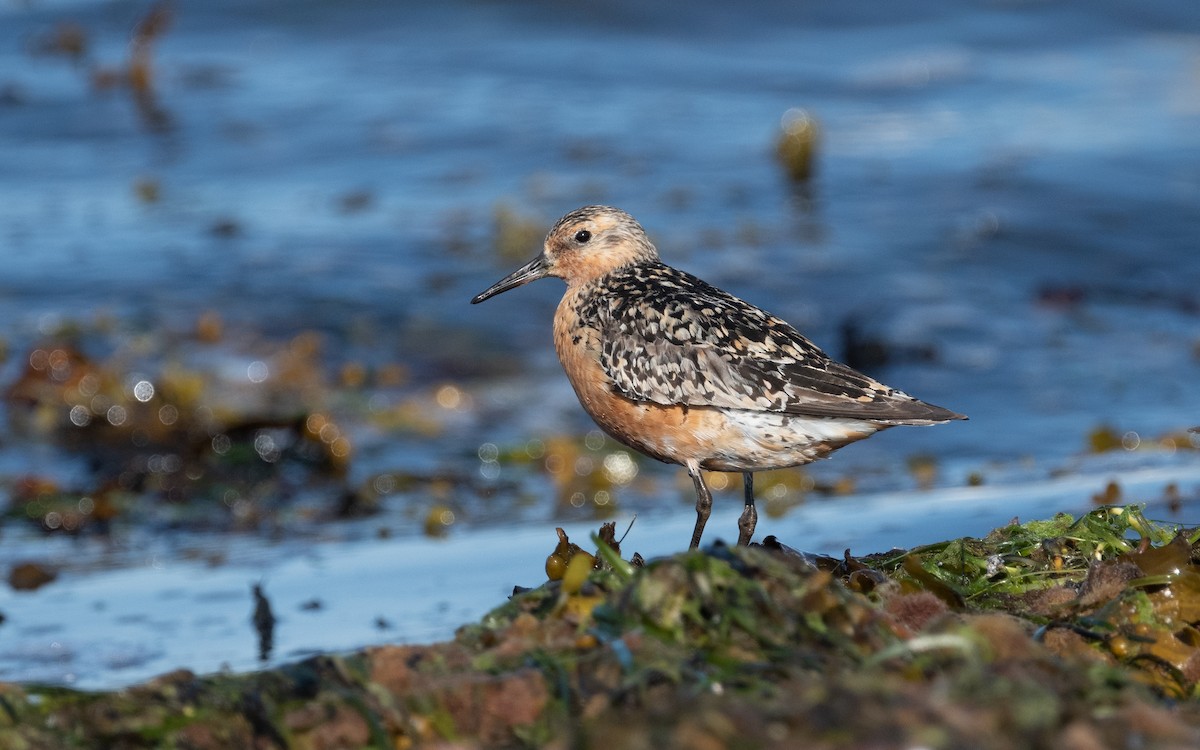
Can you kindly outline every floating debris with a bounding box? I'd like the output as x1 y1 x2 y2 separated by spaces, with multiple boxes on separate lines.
1092 479 1123 506
251 583 275 662
775 108 821 184
0 330 379 533
492 204 545 262
8 561 57 592
30 22 89 63
336 189 374 214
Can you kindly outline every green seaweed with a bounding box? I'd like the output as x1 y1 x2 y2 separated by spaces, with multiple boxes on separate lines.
8 505 1200 748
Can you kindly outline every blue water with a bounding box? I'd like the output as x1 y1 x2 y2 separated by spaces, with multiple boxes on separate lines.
1 0 1198 688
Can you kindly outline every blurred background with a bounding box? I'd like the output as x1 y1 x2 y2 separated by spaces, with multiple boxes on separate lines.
0 0 1198 689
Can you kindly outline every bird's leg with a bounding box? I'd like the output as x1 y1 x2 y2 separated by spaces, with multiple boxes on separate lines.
738 472 757 546
686 460 712 550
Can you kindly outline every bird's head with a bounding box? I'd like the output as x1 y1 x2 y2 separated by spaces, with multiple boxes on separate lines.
471 205 658 304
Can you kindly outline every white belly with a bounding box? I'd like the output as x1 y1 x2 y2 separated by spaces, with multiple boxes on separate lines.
688 410 884 473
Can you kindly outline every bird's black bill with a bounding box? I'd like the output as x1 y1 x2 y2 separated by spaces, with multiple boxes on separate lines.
471 254 550 304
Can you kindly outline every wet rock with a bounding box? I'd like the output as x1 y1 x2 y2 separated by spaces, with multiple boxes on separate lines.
284 701 371 749
883 591 950 635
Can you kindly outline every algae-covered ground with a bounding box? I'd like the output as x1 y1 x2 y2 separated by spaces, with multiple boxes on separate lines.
6 505 1200 749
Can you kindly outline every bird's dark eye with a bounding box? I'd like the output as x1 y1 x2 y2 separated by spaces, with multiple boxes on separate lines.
574 229 592 244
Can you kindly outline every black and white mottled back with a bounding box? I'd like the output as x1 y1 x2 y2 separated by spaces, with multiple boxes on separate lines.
574 259 962 426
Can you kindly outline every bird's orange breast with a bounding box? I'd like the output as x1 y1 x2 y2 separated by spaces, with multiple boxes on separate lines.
552 288 754 469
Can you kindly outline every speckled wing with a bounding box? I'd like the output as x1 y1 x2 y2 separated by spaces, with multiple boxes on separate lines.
595 265 963 424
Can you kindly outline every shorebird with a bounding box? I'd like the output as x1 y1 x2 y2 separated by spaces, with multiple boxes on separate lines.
472 206 965 549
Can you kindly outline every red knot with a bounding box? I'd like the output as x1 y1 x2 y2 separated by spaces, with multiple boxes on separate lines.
472 205 966 549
